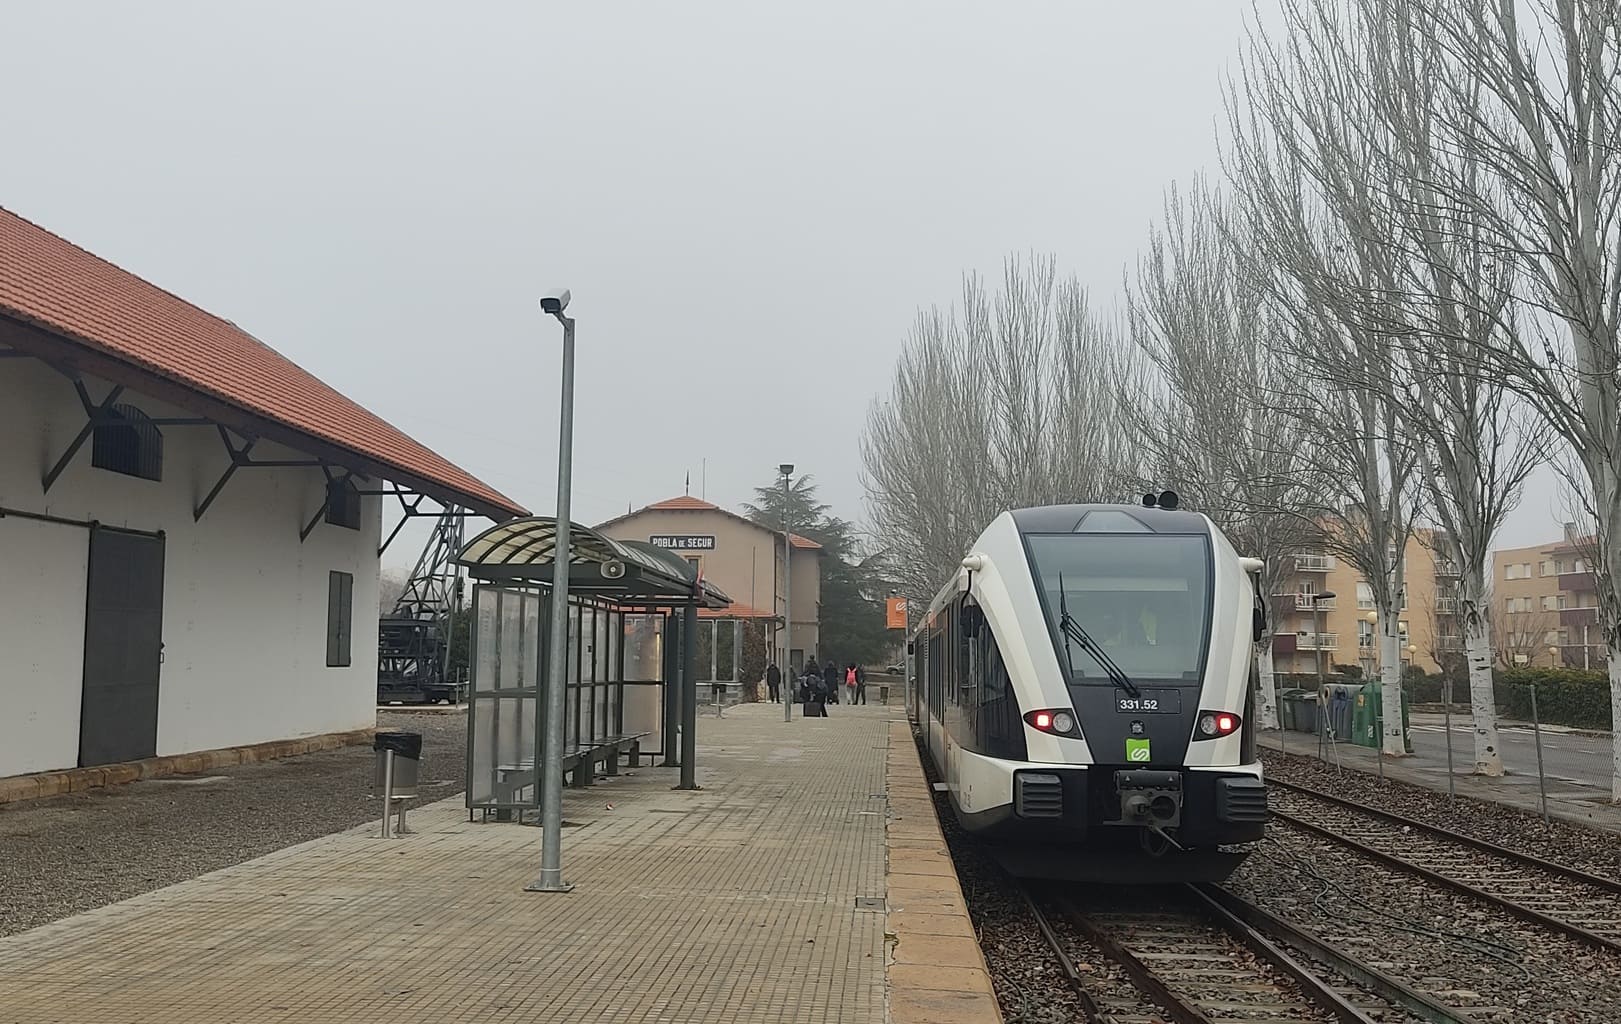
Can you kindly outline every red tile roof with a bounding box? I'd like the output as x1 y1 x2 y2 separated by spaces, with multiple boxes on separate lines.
0 207 523 520
600 495 823 551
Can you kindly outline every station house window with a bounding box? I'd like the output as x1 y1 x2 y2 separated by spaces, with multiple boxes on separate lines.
325 478 362 530
327 571 354 667
91 403 163 481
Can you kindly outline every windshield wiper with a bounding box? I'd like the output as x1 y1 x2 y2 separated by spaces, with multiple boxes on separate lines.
1058 574 1142 699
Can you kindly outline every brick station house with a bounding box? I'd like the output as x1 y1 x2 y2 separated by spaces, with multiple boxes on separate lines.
0 207 520 782
596 496 822 675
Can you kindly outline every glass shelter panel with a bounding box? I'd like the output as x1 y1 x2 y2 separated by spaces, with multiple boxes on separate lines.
468 585 541 811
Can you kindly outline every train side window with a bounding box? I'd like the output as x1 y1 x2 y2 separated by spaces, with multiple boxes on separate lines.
979 629 1007 702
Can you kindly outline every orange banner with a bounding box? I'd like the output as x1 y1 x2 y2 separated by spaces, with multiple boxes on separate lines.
886 597 908 630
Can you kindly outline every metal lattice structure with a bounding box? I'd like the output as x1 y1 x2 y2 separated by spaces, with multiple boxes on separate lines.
378 509 467 704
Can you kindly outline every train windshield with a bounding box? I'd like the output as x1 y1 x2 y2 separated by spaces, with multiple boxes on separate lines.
1026 533 1212 683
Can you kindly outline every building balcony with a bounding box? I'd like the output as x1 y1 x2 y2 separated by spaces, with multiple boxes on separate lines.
1434 560 1462 577
1559 607 1601 627
1293 554 1335 572
1559 571 1596 593
1436 635 1464 652
1434 596 1458 614
1292 594 1337 611
1295 632 1338 651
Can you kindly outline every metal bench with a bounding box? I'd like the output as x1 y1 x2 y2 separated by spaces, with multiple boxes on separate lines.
484 732 652 820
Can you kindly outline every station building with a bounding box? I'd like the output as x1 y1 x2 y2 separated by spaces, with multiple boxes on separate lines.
596 496 821 674
0 207 520 781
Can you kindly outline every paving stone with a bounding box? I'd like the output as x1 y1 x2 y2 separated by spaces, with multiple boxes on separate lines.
0 705 899 1023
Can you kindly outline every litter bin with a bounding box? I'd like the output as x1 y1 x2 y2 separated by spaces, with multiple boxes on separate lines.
1284 689 1318 734
1352 683 1413 752
374 731 422 797
1322 684 1355 740
1276 688 1300 731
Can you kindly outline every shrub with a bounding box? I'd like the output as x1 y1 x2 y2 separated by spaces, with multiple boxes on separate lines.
1494 668 1612 730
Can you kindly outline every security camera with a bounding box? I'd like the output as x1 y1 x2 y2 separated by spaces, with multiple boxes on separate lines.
539 288 572 315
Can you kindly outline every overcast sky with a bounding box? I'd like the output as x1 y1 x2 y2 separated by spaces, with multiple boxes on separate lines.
1 2 1563 568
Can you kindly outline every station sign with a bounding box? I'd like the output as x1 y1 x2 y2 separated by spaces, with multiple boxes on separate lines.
886 597 908 629
649 534 716 551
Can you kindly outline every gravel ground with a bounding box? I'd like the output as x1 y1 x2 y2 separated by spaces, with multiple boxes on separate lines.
0 710 467 938
1231 820 1621 1023
1262 748 1621 881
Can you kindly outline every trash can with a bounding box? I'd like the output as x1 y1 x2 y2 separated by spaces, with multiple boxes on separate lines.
1276 689 1300 731
1353 683 1413 751
1323 684 1355 740
374 731 422 797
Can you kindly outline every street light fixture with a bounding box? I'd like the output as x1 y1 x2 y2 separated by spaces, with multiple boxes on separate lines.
527 287 575 894
779 464 794 723
1311 592 1337 694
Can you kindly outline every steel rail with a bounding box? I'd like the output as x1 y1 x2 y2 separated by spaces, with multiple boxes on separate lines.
1198 883 1483 1024
1271 808 1621 955
1020 888 1104 1023
1269 777 1621 894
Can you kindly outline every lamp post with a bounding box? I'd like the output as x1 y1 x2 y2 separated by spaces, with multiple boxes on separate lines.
779 464 794 723
1311 591 1337 692
528 288 575 894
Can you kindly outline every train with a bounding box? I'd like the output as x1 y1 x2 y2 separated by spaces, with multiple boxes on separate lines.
908 496 1269 882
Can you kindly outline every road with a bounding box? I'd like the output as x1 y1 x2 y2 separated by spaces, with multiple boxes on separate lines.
1405 713 1612 787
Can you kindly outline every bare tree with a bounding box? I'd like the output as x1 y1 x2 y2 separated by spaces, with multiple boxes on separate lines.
1406 0 1621 796
1225 0 1426 756
862 254 1138 604
1313 0 1553 776
1128 177 1327 729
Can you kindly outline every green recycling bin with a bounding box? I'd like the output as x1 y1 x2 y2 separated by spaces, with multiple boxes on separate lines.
1351 682 1412 752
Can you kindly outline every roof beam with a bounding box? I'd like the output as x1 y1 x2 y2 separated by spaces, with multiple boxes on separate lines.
41 383 123 493
0 314 516 522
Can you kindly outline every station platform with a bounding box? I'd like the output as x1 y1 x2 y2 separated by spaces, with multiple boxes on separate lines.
0 703 997 1024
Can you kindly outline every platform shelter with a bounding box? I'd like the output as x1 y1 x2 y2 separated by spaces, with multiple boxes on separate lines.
455 516 731 818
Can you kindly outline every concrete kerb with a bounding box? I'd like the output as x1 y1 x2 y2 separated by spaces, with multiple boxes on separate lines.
0 727 376 805
885 719 1004 1024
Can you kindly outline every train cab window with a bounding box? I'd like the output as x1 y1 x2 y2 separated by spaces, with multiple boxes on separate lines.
1027 532 1212 683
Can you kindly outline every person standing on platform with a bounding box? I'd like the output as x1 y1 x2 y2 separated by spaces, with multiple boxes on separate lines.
823 658 841 705
853 664 867 705
845 663 858 703
800 666 827 717
766 661 782 703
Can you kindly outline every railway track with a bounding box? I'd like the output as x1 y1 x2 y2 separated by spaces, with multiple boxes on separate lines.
1270 778 1621 954
1025 882 1474 1024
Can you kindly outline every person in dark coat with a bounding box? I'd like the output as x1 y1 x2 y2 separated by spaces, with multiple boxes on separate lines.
800 667 827 717
766 662 782 703
823 659 841 705
853 664 867 705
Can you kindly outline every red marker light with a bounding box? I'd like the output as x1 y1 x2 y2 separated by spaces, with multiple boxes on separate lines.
1034 711 1053 730
1217 713 1236 733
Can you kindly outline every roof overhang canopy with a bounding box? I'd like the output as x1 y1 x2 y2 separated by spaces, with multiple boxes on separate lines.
457 516 733 609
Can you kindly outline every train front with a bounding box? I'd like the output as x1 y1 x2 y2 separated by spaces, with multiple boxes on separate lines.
981 505 1268 881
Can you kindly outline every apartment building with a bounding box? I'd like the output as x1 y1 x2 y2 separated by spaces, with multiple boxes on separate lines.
1492 525 1602 668
1270 530 1458 677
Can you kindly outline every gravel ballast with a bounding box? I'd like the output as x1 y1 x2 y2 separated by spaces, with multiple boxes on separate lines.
0 710 466 938
1262 748 1621 881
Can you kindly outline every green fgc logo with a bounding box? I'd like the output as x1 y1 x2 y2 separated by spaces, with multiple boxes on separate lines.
1125 738 1151 762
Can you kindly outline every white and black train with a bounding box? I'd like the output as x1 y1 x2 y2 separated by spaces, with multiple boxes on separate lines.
910 497 1269 881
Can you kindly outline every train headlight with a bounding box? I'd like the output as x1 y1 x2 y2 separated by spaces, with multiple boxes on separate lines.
1023 708 1080 736
1195 710 1242 739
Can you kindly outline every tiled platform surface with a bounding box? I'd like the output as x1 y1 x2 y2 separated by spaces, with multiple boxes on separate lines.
0 704 907 1024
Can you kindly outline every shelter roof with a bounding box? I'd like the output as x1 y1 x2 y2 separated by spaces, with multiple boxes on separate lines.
598 495 823 551
457 516 732 609
0 206 522 520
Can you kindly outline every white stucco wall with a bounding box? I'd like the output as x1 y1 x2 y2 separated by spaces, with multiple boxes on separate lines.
0 359 381 778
